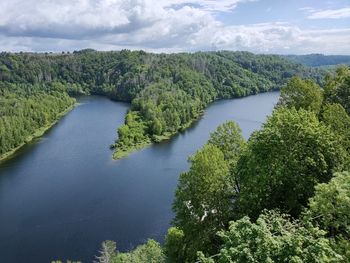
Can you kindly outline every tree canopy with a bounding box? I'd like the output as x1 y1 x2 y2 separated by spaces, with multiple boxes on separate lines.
198 211 343 263
95 239 164 263
235 107 348 219
0 83 75 157
0 50 324 158
305 171 350 260
208 121 246 165
278 76 323 113
324 66 350 115
320 103 350 153
172 144 231 261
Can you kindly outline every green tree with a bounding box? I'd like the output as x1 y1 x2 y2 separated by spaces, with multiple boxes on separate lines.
0 83 75 156
95 240 117 263
95 239 164 263
117 125 131 145
151 118 163 136
278 76 323 113
208 121 246 195
198 210 342 263
236 107 348 219
305 171 350 260
173 144 230 261
112 239 164 263
320 103 350 153
164 227 185 263
324 66 350 114
208 121 246 165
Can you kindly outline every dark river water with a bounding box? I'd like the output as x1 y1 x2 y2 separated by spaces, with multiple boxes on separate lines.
0 92 279 263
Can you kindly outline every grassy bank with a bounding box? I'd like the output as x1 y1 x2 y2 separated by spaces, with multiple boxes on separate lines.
112 139 152 159
112 110 204 160
0 103 76 162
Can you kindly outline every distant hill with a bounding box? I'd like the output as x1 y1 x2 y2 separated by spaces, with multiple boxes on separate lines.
283 54 350 67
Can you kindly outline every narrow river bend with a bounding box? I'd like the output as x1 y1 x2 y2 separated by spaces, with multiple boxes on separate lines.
0 92 280 262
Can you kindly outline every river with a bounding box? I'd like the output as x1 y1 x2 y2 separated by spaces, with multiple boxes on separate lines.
0 92 280 262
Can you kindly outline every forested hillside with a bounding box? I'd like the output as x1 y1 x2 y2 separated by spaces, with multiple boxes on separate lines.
0 83 75 159
0 50 325 159
284 54 350 67
93 66 350 263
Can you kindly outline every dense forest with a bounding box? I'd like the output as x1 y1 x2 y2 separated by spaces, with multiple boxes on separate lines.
90 66 350 263
0 83 74 158
284 54 350 67
0 50 325 159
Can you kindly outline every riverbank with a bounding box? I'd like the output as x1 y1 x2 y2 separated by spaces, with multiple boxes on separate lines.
0 103 76 162
112 110 204 160
112 139 152 159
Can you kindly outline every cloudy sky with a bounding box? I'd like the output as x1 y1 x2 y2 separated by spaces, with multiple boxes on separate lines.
0 0 349 54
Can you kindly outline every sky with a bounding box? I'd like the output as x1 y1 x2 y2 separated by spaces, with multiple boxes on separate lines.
0 0 349 54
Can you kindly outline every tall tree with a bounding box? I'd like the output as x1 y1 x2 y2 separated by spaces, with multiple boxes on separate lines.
94 240 116 263
173 144 230 261
305 171 350 260
278 76 323 113
208 121 246 165
320 103 350 153
235 107 348 219
324 66 350 115
164 227 186 263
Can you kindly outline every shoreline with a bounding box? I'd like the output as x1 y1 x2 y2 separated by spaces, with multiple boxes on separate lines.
0 103 77 162
112 110 204 160
111 90 279 160
112 140 152 159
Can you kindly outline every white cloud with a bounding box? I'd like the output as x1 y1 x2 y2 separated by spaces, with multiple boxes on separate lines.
0 0 163 38
302 7 350 19
187 22 350 54
299 7 314 12
0 0 249 39
0 0 349 54
167 0 255 12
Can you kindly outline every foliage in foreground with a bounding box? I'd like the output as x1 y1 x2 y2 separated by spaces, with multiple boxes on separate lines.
305 171 350 259
198 211 342 263
278 76 323 113
95 66 350 263
199 171 350 263
236 107 348 219
172 144 231 261
94 239 164 263
324 66 350 115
